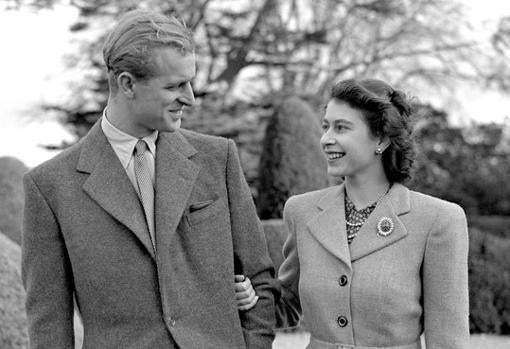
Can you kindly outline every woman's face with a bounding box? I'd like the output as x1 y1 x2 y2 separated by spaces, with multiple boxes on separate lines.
320 100 384 179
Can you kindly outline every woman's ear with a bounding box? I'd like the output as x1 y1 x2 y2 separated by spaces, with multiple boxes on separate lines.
377 135 391 153
117 72 136 99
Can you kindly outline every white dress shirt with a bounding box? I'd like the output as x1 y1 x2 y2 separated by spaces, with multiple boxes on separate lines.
101 110 158 194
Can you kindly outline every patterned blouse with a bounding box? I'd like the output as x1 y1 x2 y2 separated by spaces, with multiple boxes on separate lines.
344 193 377 244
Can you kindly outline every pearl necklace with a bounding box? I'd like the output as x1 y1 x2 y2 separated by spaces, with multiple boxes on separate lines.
345 185 391 227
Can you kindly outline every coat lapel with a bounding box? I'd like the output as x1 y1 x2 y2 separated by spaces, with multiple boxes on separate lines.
77 121 156 260
306 185 352 269
153 131 200 251
349 183 410 262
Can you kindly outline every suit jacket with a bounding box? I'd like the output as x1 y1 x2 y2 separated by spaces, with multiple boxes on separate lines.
22 120 277 349
276 183 469 349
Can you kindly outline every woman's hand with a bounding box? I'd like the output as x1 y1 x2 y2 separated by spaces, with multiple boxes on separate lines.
234 274 259 311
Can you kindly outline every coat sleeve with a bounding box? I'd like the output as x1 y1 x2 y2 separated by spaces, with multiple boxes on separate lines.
422 202 470 348
275 197 302 329
22 172 75 349
225 139 278 348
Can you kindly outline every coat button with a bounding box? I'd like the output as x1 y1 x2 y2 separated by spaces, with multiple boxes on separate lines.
338 275 348 287
337 315 348 327
167 316 176 327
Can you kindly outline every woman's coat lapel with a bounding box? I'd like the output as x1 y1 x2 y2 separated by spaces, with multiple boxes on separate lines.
305 183 411 266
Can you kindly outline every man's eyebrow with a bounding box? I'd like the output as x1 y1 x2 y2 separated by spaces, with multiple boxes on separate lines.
166 77 189 84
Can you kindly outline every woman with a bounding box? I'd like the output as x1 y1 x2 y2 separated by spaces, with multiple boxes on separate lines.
235 79 469 348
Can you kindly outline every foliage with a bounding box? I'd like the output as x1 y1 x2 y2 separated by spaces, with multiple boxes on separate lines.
468 227 510 334
261 219 287 272
0 232 28 349
409 104 510 215
491 16 510 90
256 97 327 219
0 157 28 245
468 215 510 239
494 16 510 53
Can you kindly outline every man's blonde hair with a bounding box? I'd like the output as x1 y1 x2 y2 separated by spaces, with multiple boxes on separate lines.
103 9 194 93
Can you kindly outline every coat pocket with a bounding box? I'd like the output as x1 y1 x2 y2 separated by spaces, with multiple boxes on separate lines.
189 199 215 213
187 199 223 225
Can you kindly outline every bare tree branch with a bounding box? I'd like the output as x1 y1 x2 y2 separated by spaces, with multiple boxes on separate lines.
212 0 276 83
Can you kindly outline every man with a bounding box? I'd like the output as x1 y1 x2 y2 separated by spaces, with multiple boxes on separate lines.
22 9 277 349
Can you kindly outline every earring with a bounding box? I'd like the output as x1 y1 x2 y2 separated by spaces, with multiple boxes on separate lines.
375 148 383 155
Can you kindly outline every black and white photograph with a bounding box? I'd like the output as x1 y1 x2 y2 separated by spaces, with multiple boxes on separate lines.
0 1 509 348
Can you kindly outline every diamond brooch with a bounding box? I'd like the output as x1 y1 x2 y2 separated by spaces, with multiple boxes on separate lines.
377 217 394 237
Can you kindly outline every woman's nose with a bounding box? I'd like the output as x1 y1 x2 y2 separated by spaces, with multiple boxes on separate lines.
320 132 335 146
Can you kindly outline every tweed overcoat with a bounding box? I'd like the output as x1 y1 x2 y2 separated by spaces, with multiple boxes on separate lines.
22 120 277 349
276 183 469 349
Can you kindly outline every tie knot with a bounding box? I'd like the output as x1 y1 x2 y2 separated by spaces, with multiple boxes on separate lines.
134 140 148 155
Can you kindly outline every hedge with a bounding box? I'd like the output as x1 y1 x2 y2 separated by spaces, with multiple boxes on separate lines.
0 232 28 349
468 226 510 333
0 157 27 245
256 97 328 219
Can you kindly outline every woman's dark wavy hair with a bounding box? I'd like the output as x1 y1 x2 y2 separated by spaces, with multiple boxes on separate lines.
330 78 416 183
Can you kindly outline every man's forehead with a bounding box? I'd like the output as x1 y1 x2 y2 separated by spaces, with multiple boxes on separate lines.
150 47 196 75
151 45 195 58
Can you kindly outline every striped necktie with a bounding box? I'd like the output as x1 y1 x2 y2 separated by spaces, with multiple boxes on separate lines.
134 140 156 251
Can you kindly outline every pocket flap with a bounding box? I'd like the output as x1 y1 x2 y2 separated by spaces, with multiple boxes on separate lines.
189 199 215 212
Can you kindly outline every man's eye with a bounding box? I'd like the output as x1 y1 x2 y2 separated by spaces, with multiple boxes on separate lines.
321 124 328 131
166 82 188 90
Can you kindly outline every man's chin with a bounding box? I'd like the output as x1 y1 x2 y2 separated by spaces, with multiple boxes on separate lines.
161 120 181 132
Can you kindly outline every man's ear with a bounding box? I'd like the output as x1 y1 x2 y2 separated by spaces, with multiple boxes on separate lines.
117 72 136 99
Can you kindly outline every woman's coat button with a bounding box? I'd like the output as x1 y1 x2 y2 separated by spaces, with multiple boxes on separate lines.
338 275 348 286
337 315 349 327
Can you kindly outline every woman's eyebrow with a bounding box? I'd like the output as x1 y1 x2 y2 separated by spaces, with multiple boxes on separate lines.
325 118 354 126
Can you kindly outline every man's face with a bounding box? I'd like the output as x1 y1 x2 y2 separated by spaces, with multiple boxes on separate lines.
126 46 196 137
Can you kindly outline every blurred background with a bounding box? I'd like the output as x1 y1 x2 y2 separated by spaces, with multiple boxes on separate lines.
0 0 509 348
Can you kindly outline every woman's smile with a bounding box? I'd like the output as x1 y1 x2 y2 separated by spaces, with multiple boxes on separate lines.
325 151 346 161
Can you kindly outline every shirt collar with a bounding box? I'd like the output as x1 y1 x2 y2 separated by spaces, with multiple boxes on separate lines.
101 108 159 169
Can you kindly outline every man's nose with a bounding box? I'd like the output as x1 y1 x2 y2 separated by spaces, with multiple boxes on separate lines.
179 82 195 107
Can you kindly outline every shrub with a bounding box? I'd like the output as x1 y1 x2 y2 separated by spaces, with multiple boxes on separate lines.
262 219 287 272
0 232 28 349
256 97 328 219
0 157 28 245
468 227 510 334
262 219 309 331
468 215 510 239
